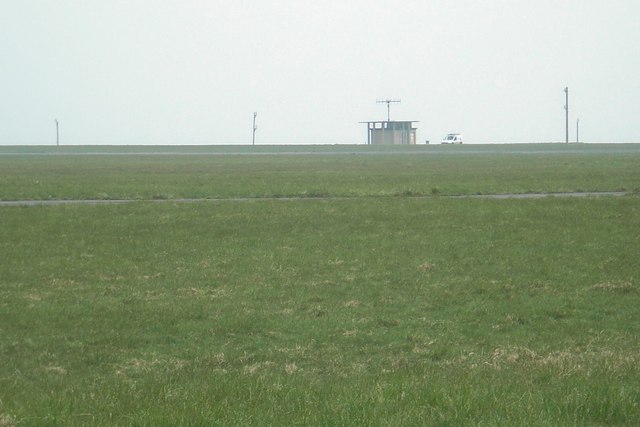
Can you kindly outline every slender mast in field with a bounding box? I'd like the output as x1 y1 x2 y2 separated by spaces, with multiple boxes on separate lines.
564 87 569 144
55 119 59 146
252 112 257 145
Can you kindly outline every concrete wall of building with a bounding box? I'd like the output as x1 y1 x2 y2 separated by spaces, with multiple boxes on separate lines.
371 129 416 145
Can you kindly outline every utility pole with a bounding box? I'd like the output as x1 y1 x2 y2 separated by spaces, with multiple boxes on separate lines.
377 99 400 122
252 112 257 145
55 119 59 146
564 87 569 144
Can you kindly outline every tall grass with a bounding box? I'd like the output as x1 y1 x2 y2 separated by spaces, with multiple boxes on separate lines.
1 196 639 425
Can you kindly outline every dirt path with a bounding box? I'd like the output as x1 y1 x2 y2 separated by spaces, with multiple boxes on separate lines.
0 192 632 207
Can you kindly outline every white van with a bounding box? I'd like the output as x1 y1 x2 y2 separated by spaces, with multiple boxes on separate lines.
441 133 463 144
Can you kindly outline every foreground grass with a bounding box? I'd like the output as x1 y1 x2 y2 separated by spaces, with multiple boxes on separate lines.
1 197 639 425
1 145 639 200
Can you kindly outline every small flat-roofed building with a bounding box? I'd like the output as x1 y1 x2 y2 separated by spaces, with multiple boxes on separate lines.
361 120 418 145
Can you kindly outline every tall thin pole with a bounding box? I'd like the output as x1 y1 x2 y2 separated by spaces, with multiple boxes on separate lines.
55 119 59 146
252 112 257 145
564 87 569 144
576 118 580 143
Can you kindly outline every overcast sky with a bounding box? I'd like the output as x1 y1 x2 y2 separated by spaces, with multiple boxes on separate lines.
2 1 639 145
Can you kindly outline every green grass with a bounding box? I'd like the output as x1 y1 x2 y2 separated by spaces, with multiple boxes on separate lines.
1 145 639 425
1 144 639 200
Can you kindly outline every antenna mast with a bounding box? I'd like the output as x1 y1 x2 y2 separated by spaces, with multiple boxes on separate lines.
564 87 569 144
377 99 401 122
252 112 257 145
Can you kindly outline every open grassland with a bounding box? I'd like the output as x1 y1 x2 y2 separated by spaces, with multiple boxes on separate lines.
0 144 639 201
1 145 639 425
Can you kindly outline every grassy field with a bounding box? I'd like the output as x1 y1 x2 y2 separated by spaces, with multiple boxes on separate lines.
1 144 639 201
1 144 639 425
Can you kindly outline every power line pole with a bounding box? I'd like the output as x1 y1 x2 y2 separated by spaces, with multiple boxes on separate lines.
564 87 569 144
377 99 400 122
55 119 59 146
252 112 257 145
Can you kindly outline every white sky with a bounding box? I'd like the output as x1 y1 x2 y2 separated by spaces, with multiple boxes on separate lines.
2 0 639 145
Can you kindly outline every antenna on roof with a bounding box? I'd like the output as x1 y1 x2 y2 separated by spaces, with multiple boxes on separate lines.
376 99 400 122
